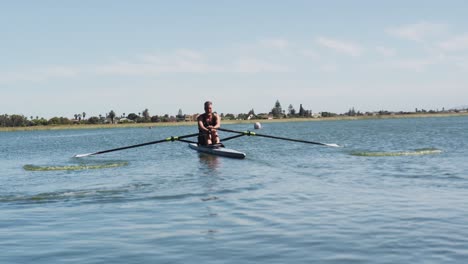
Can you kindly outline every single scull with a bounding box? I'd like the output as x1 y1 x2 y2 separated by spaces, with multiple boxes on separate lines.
188 143 246 159
73 128 339 159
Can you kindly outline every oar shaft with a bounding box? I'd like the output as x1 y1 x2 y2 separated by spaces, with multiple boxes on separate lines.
218 128 244 134
255 133 328 146
92 138 167 155
218 128 337 147
75 132 199 157
220 134 245 142
177 138 197 144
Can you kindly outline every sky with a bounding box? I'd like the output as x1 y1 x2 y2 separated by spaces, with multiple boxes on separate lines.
1 1 468 118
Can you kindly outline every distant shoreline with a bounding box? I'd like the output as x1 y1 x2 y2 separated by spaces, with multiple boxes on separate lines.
1 112 467 132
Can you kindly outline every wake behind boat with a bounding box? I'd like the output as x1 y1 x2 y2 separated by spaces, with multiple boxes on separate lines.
188 143 246 159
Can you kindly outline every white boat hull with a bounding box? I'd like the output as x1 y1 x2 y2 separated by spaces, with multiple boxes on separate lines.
188 143 246 159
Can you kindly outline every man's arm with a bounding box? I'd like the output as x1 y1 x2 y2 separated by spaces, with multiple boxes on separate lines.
213 113 221 129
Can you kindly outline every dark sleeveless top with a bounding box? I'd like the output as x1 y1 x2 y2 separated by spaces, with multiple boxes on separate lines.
199 113 218 132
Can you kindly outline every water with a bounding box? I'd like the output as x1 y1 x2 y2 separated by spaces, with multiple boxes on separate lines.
1 116 468 263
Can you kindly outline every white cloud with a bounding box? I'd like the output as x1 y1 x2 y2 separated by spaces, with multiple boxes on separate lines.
316 37 362 57
451 56 468 71
320 63 338 73
439 34 468 51
300 49 320 59
174 49 205 60
233 58 290 73
95 59 219 75
259 38 290 49
1 48 294 83
139 49 204 63
128 49 213 73
390 58 435 72
94 62 155 75
386 21 446 41
375 46 396 57
0 66 79 83
98 51 291 75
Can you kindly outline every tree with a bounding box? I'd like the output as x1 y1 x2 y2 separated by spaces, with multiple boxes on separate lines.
48 117 71 125
347 107 356 116
87 116 99 124
177 109 183 118
108 110 116 124
237 113 248 120
82 112 86 120
224 113 235 120
271 100 282 118
321 112 336 117
160 114 170 122
142 109 150 121
6 114 28 127
288 104 296 116
299 104 305 117
127 113 138 121
151 115 160 122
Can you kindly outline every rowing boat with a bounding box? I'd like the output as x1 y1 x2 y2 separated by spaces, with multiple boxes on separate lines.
73 128 338 159
188 143 246 159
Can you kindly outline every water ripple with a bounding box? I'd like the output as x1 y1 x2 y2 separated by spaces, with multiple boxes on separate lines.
23 162 128 171
350 148 442 157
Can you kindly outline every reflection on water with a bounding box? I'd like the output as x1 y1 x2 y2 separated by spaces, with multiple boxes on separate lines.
198 154 221 170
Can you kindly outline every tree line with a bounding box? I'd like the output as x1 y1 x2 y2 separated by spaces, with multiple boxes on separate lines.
0 100 311 127
1 100 464 127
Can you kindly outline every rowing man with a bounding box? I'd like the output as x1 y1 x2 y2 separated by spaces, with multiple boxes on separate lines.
197 101 221 145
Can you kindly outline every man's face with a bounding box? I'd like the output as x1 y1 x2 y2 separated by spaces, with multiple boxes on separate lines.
205 104 213 114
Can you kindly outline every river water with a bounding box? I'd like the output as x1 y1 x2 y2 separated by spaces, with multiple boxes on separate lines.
1 116 467 263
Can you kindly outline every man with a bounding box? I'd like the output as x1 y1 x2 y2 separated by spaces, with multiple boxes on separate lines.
197 101 221 145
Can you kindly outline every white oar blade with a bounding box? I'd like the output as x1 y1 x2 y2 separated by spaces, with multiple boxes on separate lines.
325 143 340 147
74 153 94 158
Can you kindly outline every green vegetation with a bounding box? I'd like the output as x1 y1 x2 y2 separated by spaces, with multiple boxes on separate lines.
1 100 467 130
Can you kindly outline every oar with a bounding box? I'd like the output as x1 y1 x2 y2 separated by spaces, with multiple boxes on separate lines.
218 128 340 147
220 134 246 142
74 133 199 157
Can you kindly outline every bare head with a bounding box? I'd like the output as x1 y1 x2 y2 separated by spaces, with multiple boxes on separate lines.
204 101 213 114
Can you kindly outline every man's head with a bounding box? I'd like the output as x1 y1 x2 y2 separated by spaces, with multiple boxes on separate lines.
204 101 213 114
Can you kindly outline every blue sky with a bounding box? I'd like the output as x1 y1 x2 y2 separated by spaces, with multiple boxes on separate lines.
1 1 467 118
